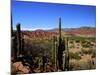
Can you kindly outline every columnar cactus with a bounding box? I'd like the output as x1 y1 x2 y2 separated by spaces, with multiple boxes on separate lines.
62 51 66 70
16 23 22 56
65 37 69 71
52 36 57 71
21 34 24 55
62 38 66 70
11 14 17 61
11 13 13 37
57 17 65 70
52 36 55 63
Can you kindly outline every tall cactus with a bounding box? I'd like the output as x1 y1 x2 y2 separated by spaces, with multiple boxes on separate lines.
62 51 66 70
59 17 61 40
62 38 66 70
52 36 55 62
57 17 65 70
52 36 57 71
11 13 17 61
16 23 22 56
55 37 58 71
21 34 24 55
65 37 69 71
11 13 13 37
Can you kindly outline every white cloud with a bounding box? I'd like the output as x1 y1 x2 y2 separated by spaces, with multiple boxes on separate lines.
20 27 54 31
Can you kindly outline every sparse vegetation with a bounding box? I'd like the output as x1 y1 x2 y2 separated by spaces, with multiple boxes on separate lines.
11 19 96 74
69 52 81 60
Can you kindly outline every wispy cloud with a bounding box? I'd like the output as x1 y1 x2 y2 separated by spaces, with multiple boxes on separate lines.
13 24 95 31
14 27 54 31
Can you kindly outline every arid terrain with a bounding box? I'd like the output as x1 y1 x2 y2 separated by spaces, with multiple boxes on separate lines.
11 27 96 74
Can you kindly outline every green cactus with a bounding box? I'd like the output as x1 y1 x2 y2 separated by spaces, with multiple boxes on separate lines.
57 17 65 70
54 36 57 71
65 37 69 71
59 17 61 40
16 23 22 56
11 14 17 61
21 34 24 55
11 13 13 37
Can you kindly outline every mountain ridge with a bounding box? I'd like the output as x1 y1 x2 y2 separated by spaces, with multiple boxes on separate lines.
22 27 96 38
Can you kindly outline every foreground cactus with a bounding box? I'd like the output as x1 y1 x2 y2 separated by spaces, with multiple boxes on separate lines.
52 36 57 71
65 37 69 71
11 14 17 61
57 17 65 70
16 23 22 56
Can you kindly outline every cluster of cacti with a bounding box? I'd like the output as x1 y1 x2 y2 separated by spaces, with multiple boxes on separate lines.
52 17 69 71
16 23 25 57
11 16 69 72
57 18 66 70
11 17 25 61
11 14 17 61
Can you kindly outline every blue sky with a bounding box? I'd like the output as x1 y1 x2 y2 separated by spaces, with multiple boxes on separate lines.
12 0 96 30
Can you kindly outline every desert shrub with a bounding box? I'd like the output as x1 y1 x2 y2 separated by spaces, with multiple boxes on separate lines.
90 37 96 42
24 39 52 57
82 49 95 55
69 45 75 48
91 50 96 58
77 61 94 70
81 49 87 54
75 40 80 43
82 44 90 48
69 40 74 44
81 40 87 44
69 52 81 60
69 59 96 71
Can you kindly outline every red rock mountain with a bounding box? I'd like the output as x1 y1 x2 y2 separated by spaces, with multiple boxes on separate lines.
22 27 96 38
